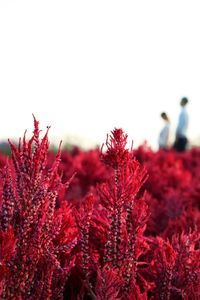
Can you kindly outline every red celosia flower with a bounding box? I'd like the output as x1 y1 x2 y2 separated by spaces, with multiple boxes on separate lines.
0 225 16 283
95 265 123 300
0 116 77 299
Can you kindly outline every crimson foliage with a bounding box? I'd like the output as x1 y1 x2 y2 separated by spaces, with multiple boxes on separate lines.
0 118 200 299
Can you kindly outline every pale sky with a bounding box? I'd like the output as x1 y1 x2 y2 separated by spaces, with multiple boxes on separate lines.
1 1 200 150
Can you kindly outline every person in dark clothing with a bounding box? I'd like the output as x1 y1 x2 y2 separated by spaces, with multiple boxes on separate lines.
173 97 189 152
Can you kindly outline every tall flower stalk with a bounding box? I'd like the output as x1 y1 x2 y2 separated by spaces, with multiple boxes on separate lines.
97 128 149 297
0 116 77 299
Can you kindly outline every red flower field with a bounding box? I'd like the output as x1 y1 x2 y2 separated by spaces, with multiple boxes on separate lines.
0 117 200 299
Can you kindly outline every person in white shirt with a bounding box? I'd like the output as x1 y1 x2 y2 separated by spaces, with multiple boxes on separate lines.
174 97 189 152
158 112 170 150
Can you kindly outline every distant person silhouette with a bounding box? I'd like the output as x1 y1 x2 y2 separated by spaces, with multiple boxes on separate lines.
158 112 170 150
174 97 189 152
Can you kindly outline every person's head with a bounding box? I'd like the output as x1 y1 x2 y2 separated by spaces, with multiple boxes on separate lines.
180 97 188 107
161 112 169 122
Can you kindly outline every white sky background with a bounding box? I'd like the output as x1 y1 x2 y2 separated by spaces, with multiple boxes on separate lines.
1 1 200 150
